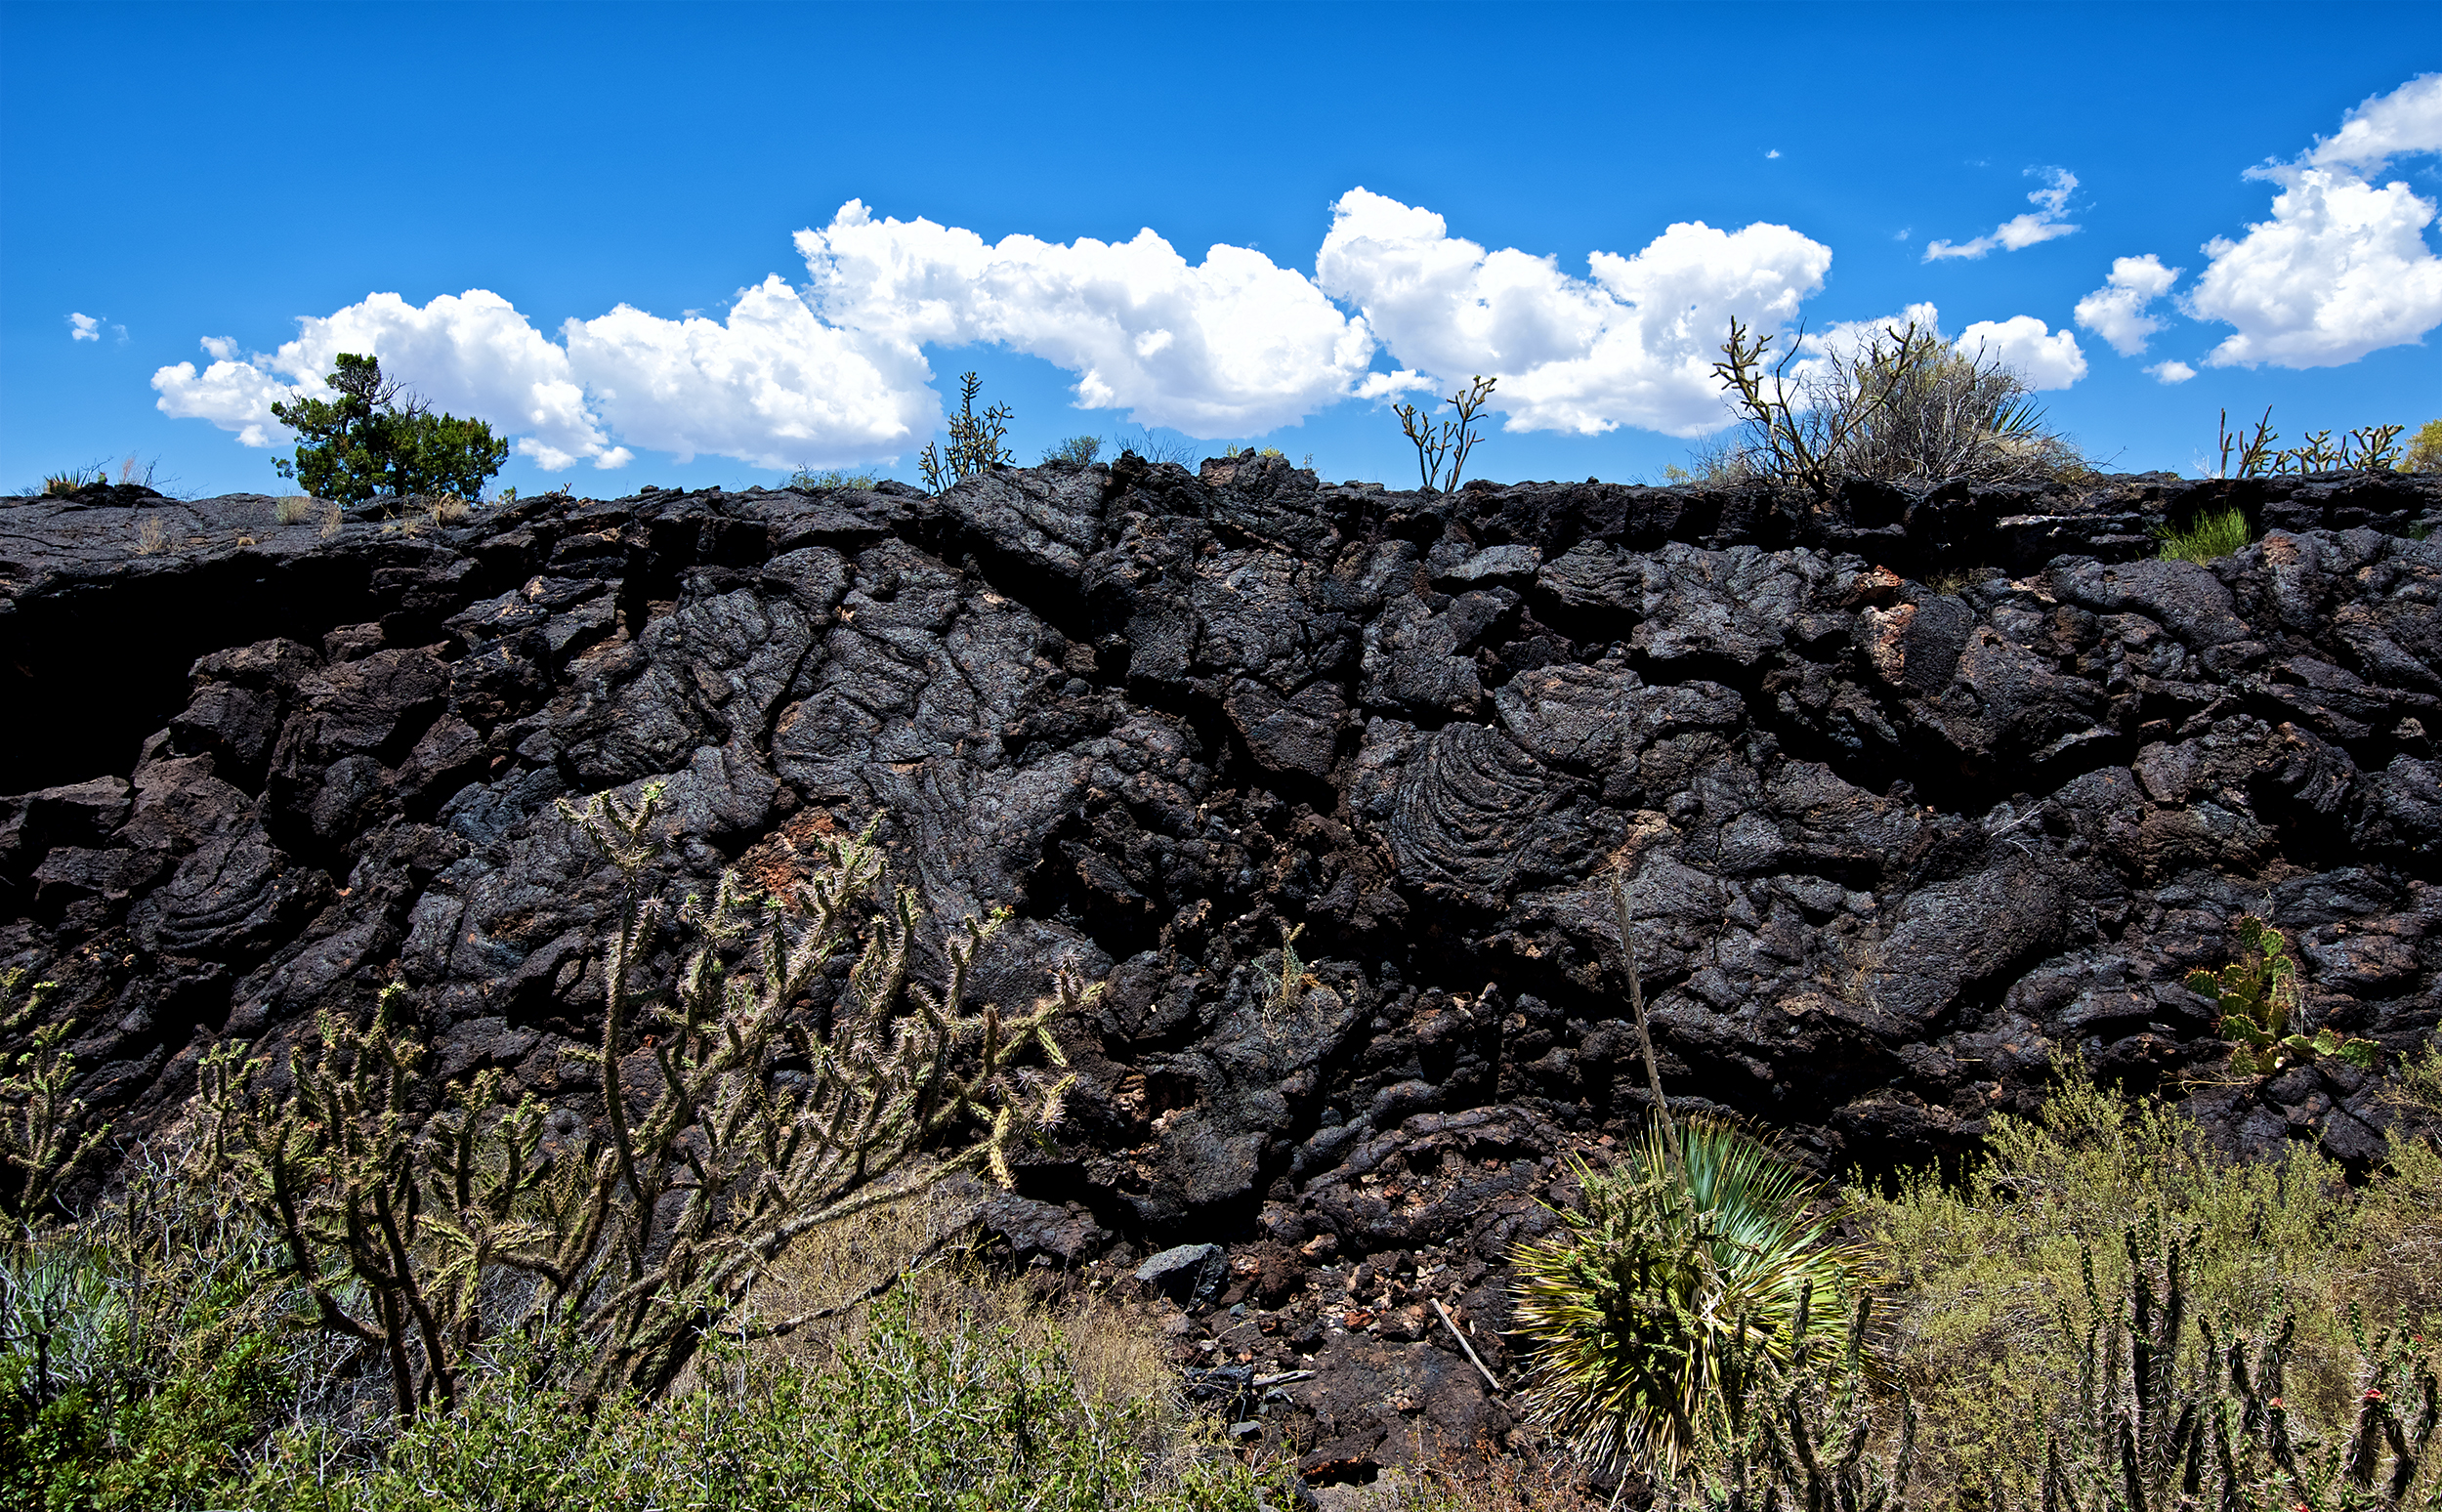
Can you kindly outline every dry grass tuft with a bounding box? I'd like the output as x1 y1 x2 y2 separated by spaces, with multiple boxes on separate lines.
743 1184 1178 1415
272 495 314 526
133 515 169 555
317 499 343 538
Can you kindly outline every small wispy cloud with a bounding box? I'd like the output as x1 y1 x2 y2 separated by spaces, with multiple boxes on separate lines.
2074 254 2182 355
1765 148 1782 159
1925 167 2081 261
2147 359 2198 384
69 313 101 342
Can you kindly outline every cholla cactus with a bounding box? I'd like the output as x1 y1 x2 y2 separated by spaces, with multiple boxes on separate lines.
0 969 109 1229
2045 1228 2438 1512
196 783 1087 1419
2187 914 2378 1076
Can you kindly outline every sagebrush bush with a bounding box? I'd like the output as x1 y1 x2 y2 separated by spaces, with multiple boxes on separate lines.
2401 418 2442 474
1709 318 2084 495
1040 435 1102 466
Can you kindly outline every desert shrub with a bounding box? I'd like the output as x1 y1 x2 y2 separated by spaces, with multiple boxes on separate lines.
1508 1116 1882 1476
1041 435 1102 466
782 468 880 490
918 372 1013 493
2401 419 2442 474
0 1163 1275 1511
194 784 1084 1420
39 467 105 497
230 1287 1286 1512
1393 375 1497 493
0 1151 359 1510
1854 1057 2442 1509
271 353 508 505
1710 319 2084 496
2156 504 2253 564
1107 426 1200 468
271 495 315 525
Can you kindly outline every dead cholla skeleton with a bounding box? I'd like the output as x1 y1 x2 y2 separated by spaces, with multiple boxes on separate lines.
195 782 1086 1421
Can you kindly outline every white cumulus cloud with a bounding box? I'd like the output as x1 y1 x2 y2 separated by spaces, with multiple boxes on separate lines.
795 200 1379 435
154 291 621 467
1315 188 1834 437
1956 315 2087 389
2307 71 2442 170
2147 360 2198 384
1925 168 2081 261
564 274 928 470
2074 254 2182 356
2187 73 2442 368
68 313 100 342
152 190 1852 465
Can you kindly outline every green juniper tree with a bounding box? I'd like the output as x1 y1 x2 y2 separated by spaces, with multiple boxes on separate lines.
271 353 508 505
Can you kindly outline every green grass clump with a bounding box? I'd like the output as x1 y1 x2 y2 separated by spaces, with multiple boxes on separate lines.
2156 504 2254 563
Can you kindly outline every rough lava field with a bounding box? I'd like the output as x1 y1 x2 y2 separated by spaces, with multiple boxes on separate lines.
3 455 2439 1480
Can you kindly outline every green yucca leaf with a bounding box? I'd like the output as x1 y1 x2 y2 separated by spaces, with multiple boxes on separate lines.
1509 1114 1881 1476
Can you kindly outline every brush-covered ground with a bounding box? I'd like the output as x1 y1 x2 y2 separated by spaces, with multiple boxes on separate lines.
7 1047 2439 1511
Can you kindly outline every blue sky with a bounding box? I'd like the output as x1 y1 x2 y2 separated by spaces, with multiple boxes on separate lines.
4 1 2438 498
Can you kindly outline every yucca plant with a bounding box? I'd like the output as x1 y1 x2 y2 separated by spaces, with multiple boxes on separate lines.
2187 915 2377 1076
1509 1115 1883 1476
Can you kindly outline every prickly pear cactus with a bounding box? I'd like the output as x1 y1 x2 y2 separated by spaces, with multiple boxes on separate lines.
2185 914 2378 1076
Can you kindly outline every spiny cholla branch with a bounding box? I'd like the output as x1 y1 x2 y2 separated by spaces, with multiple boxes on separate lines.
195 783 1088 1419
1 968 111 1230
